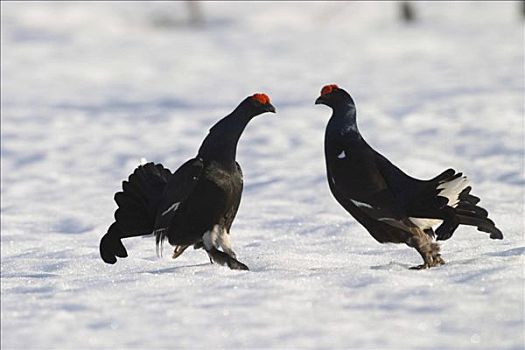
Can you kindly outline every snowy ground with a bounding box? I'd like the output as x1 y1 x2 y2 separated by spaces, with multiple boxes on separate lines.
1 2 524 349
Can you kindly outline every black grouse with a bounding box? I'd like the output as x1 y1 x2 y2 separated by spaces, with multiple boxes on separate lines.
99 93 276 270
316 84 503 269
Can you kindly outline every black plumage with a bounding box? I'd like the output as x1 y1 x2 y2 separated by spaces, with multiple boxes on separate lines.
316 84 503 269
100 93 276 270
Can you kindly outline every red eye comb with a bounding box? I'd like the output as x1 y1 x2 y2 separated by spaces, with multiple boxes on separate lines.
252 93 271 105
321 84 339 96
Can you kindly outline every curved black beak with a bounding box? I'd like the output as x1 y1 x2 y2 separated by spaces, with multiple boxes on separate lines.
266 103 276 113
315 96 325 105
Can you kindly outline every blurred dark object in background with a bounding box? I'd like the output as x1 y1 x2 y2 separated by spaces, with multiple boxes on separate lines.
399 1 416 22
150 1 204 28
398 1 525 23
187 1 204 26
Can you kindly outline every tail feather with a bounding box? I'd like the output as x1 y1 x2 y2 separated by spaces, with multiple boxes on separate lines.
100 223 128 264
452 185 502 239
437 174 469 207
430 168 456 183
432 170 503 241
455 204 488 218
458 186 481 205
114 162 171 234
456 214 503 239
99 162 172 264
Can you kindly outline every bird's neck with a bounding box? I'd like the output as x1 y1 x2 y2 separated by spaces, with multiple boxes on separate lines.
197 106 255 168
328 103 361 140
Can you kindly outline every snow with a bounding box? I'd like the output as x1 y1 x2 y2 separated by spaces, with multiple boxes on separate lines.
1 2 524 349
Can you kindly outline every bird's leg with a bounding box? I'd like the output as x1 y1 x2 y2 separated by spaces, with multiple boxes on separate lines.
406 228 444 269
203 226 249 270
433 254 445 266
216 228 237 259
172 245 190 259
429 241 445 266
425 228 445 266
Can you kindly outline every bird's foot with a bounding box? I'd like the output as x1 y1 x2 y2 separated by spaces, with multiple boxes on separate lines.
409 256 445 270
206 248 249 271
409 263 430 270
433 255 446 266
224 249 237 259
407 233 445 270
227 259 249 271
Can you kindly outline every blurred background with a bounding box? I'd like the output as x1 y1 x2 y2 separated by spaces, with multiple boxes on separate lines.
2 1 522 234
1 2 524 350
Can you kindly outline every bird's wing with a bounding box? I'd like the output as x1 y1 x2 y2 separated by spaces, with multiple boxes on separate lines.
153 157 204 235
376 156 503 240
373 151 454 216
328 145 407 224
373 152 425 208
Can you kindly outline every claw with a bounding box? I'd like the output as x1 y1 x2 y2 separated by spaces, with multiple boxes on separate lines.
172 245 189 260
434 256 446 266
410 264 430 270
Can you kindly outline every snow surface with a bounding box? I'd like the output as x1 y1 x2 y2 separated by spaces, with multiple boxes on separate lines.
1 2 524 349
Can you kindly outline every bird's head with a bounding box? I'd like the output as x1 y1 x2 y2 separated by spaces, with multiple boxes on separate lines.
315 84 354 109
247 93 276 115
